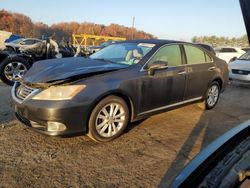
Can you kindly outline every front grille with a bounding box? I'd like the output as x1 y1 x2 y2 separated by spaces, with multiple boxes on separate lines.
16 84 37 101
232 69 250 75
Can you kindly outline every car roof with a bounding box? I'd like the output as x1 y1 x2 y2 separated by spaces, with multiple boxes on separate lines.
120 39 187 45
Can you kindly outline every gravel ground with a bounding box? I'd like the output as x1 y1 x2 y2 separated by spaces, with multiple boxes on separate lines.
0 82 250 188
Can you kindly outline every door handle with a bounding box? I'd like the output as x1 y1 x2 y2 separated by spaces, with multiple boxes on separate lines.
208 66 216 71
178 70 186 75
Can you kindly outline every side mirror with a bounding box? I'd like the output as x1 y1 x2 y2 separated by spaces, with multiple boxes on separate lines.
229 57 237 63
147 61 168 75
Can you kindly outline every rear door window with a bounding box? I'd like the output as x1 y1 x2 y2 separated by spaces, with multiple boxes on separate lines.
220 48 237 53
184 45 213 64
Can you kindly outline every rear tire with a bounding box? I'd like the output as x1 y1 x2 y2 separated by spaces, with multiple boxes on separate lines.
205 81 220 110
0 57 30 86
88 95 129 142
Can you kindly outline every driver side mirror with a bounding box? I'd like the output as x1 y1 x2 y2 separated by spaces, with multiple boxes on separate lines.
147 60 168 75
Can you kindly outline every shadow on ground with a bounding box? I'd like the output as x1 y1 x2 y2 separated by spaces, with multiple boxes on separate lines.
159 83 250 187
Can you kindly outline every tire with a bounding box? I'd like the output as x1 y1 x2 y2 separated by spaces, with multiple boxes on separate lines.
205 81 220 110
88 95 129 142
0 57 31 86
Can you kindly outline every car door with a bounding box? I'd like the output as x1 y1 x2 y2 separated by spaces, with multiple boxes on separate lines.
183 44 215 100
138 44 187 114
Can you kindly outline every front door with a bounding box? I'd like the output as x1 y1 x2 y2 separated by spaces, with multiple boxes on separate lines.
139 44 186 114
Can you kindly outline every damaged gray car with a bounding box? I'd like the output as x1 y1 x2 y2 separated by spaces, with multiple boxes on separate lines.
11 39 228 142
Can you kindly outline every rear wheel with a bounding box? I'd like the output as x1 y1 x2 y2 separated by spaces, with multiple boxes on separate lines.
88 95 129 142
205 81 220 110
0 57 30 86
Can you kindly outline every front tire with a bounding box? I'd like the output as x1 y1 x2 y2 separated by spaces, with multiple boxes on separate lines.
88 95 129 142
0 57 30 86
205 81 220 110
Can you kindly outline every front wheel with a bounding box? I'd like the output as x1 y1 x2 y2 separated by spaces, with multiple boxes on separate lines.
205 81 220 110
88 95 129 142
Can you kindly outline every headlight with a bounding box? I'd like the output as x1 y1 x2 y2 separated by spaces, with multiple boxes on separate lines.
32 85 86 100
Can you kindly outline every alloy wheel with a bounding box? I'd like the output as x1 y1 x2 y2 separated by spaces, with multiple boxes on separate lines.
4 61 28 81
95 103 126 138
207 85 219 107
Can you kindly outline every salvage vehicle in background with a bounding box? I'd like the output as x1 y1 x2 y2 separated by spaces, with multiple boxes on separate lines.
12 39 228 142
87 40 119 54
229 50 250 83
0 39 76 86
215 47 245 63
5 38 44 53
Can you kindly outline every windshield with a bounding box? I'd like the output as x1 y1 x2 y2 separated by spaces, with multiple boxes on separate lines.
90 42 155 65
239 51 250 60
11 38 24 44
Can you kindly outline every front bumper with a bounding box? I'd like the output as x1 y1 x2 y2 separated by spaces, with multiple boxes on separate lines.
229 72 250 83
12 85 90 136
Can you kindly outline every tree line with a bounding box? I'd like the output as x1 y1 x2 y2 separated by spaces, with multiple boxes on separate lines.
0 9 155 43
192 35 249 47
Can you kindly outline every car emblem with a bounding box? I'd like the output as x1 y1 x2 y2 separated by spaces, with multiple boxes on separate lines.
238 70 243 74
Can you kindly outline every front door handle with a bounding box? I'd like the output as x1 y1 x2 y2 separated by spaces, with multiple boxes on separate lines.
178 70 186 75
208 66 216 71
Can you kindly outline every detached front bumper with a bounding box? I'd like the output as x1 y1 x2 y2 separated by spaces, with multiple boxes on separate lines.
12 84 90 136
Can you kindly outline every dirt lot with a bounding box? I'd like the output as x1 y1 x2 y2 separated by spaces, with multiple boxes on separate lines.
0 82 250 188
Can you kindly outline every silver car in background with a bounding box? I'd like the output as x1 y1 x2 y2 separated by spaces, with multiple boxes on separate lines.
229 51 250 83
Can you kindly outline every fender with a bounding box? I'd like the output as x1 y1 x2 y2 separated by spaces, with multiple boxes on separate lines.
0 51 34 66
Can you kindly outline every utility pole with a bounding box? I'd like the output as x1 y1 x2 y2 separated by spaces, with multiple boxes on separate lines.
131 16 135 40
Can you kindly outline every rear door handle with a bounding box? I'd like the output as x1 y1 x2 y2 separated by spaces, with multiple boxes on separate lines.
208 66 216 71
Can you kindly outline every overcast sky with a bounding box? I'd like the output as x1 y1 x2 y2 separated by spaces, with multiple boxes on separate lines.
0 0 247 41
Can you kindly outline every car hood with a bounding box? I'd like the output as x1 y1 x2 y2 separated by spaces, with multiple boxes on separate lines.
23 57 128 85
229 59 250 71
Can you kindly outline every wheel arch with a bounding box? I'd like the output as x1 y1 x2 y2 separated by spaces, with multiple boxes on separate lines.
86 90 135 132
0 53 8 64
212 77 223 90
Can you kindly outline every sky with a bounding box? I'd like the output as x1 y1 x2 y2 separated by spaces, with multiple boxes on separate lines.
0 0 247 41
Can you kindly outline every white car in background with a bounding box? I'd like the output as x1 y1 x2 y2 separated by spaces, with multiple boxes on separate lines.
229 50 250 82
216 47 245 63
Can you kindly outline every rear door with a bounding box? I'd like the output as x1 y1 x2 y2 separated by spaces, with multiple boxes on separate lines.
182 44 215 100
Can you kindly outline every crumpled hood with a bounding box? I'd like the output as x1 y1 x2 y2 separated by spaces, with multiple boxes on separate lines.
23 57 128 84
229 59 250 71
